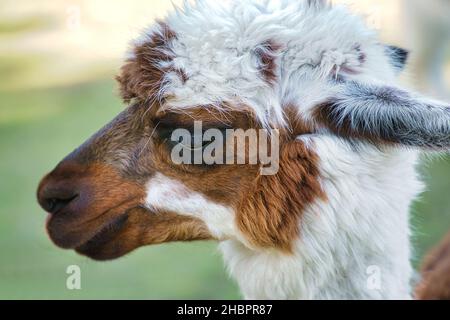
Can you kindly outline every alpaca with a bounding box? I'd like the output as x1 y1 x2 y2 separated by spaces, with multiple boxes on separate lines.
37 0 450 299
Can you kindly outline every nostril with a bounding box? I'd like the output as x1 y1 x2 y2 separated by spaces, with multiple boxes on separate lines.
37 164 83 215
42 194 78 214
44 195 78 214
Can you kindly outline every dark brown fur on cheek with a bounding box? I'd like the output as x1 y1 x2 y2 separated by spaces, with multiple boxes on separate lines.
236 140 325 253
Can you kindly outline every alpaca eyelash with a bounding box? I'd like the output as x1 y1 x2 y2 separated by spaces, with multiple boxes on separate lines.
179 136 213 151
163 131 217 151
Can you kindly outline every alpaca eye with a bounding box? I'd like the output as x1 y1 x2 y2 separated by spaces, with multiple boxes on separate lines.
183 135 213 150
157 128 210 151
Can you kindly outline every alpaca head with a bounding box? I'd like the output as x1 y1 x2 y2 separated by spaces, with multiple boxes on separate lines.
37 0 450 261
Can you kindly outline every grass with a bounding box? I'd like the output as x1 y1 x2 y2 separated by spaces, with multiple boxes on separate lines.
0 76 449 299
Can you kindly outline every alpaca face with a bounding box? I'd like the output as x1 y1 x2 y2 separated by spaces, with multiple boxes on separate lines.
37 1 450 261
37 95 324 260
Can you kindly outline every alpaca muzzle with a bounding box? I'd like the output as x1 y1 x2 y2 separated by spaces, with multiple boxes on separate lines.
37 159 145 250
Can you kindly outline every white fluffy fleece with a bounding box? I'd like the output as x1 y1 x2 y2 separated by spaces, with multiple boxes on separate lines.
139 0 429 299
134 0 396 127
221 136 422 299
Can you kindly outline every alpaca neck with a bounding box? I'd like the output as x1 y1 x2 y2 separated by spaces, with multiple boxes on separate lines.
220 138 422 299
221 229 412 300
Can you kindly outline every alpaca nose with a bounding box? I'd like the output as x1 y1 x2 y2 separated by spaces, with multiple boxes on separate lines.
37 166 80 215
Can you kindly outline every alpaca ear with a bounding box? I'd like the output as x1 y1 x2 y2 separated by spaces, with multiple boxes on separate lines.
116 59 141 103
385 45 409 73
116 22 176 104
313 81 450 150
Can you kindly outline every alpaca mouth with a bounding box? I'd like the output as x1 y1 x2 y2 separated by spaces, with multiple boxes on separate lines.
46 204 155 261
44 187 144 249
74 213 130 258
46 202 138 250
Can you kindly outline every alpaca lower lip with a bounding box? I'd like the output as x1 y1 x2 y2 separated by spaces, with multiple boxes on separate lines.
46 210 130 250
76 214 129 250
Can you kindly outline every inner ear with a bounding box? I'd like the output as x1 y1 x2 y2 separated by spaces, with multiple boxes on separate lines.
236 140 325 252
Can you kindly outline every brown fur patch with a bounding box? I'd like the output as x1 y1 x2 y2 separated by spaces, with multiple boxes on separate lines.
155 105 258 131
283 104 315 137
416 232 450 300
116 22 180 104
236 140 325 252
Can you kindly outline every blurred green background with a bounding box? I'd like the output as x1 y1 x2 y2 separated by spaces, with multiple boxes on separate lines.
0 0 449 299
